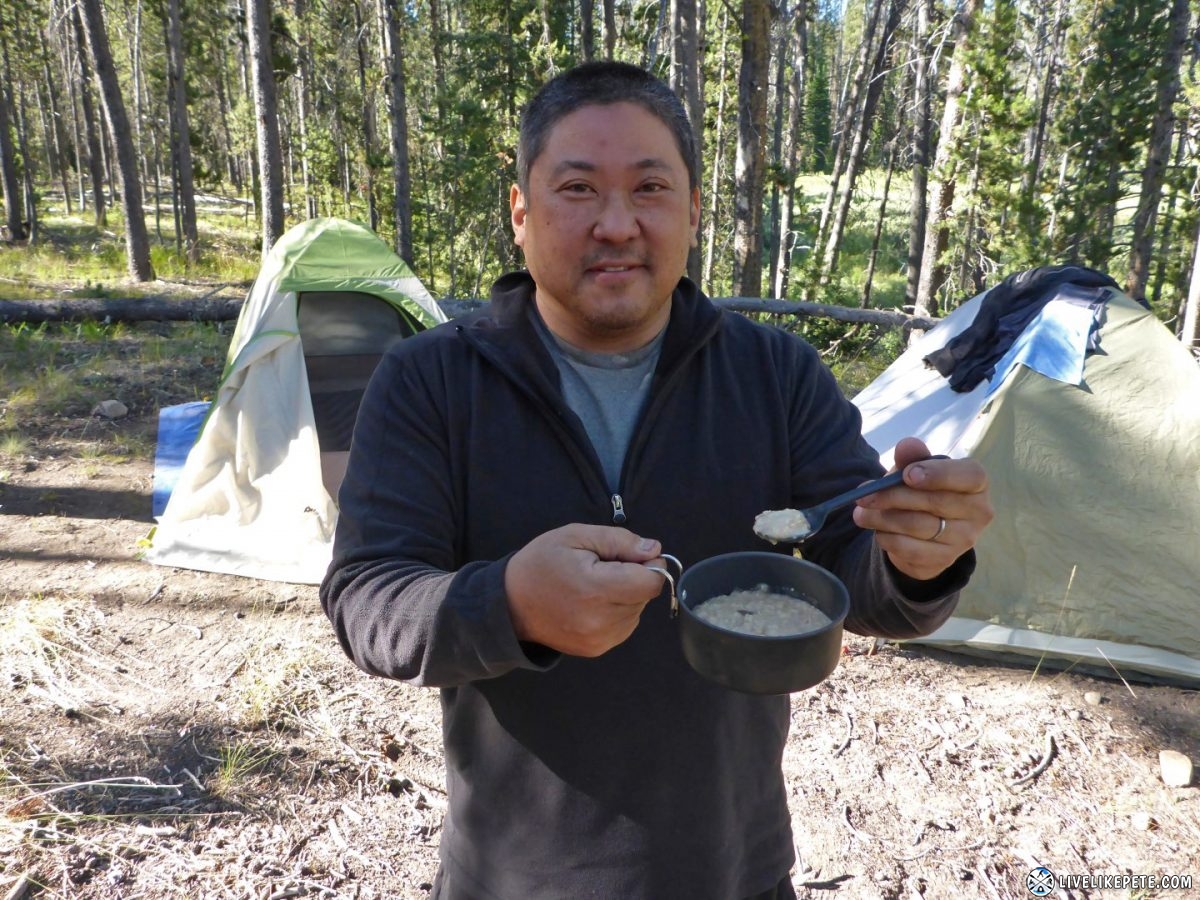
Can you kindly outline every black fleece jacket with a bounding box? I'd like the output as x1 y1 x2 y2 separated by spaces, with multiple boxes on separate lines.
321 273 972 900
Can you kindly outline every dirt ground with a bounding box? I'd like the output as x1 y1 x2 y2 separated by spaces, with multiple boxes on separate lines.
1 397 1198 900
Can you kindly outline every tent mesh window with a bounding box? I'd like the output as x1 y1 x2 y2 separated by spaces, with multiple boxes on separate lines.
298 291 418 453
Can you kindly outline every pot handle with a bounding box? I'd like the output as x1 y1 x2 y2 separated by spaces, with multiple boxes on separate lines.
645 553 684 618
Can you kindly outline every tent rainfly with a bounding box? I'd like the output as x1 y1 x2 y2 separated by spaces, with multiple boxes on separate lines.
853 277 1200 685
146 217 447 584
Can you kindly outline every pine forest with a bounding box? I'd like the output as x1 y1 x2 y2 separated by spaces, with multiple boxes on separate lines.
0 0 1198 348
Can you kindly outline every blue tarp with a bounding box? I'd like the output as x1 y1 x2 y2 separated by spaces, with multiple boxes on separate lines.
152 401 211 517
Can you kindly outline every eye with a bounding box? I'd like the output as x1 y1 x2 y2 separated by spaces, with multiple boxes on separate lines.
560 182 594 195
637 180 669 194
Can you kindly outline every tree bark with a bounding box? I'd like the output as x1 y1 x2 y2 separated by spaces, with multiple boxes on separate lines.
603 0 616 59
670 0 703 282
814 0 884 255
0 295 938 332
1019 0 1065 230
861 140 897 308
819 0 906 282
78 0 154 280
903 0 933 308
354 0 379 230
772 0 808 301
165 0 199 261
581 0 595 61
245 0 286 253
1125 0 1189 301
732 0 770 299
914 0 979 317
38 28 72 216
384 0 414 264
294 0 316 218
703 3 731 292
0 41 24 241
1183 213 1200 351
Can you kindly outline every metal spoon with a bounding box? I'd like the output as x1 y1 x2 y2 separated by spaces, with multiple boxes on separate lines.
754 456 947 544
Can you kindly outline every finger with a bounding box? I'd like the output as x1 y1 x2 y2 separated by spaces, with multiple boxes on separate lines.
855 505 948 540
891 436 932 470
902 456 989 496
562 523 662 563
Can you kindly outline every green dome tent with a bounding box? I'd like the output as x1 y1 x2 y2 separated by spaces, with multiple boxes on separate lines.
854 283 1200 685
147 218 447 583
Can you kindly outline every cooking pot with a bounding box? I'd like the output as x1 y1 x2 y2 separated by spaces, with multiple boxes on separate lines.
662 552 849 695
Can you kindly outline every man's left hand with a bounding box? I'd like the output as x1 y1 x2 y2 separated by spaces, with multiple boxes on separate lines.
852 436 993 582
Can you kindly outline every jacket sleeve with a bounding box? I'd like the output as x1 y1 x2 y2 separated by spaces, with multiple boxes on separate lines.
782 338 971 639
319 343 557 688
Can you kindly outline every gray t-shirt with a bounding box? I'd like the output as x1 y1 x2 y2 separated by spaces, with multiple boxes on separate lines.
530 308 664 492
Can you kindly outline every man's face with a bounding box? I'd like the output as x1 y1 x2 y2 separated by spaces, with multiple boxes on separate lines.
511 101 701 354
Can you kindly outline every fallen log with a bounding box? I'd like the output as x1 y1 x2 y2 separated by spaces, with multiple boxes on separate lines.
0 295 244 324
0 294 939 331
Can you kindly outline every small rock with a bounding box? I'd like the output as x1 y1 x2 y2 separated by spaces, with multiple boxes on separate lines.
945 693 968 710
1159 749 1194 787
1067 709 1082 720
1130 811 1156 831
1083 691 1104 706
92 399 128 419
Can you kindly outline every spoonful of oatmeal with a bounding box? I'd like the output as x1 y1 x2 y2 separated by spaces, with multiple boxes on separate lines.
754 456 948 544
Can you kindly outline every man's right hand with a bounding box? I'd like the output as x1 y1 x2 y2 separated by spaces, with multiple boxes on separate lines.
504 524 668 657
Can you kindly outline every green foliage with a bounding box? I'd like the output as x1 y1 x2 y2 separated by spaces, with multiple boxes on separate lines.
1051 0 1173 270
942 0 1042 294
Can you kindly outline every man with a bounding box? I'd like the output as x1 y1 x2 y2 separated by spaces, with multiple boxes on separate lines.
321 62 992 899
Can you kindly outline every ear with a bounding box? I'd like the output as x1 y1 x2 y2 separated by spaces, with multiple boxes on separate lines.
511 184 527 248
689 187 701 248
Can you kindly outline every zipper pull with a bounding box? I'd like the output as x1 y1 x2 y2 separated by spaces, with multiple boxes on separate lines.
611 494 627 525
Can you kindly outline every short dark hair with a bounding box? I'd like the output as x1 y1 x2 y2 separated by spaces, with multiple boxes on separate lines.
516 62 699 193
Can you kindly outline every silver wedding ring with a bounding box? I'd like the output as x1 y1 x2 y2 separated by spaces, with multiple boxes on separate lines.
930 517 947 541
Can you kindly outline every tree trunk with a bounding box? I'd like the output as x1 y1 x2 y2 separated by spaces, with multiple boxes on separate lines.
703 3 731 292
903 0 932 308
732 0 770 299
0 48 24 241
166 0 199 261
215 39 241 192
384 0 414 264
38 28 72 216
772 0 807 301
603 0 617 60
72 4 108 226
0 295 937 332
1019 0 1065 229
819 0 906 283
15 83 38 244
766 5 789 297
60 27 87 213
670 0 703 282
914 0 980 317
861 140 897 308
1125 0 1189 301
814 0 884 254
294 0 315 218
78 0 154 280
354 0 379 230
1151 127 1189 307
581 0 595 61
246 0 286 253
1183 215 1200 351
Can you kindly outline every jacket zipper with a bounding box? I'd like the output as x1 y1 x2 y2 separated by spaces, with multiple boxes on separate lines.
610 494 626 524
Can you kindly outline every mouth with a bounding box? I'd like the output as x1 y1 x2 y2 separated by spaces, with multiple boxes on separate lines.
586 262 644 275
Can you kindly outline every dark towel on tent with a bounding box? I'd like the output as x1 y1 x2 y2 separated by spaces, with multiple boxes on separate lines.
923 265 1118 393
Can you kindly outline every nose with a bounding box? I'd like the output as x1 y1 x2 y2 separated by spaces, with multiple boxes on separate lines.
591 192 641 243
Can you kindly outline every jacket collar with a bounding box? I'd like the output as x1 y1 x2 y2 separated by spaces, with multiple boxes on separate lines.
466 270 724 380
